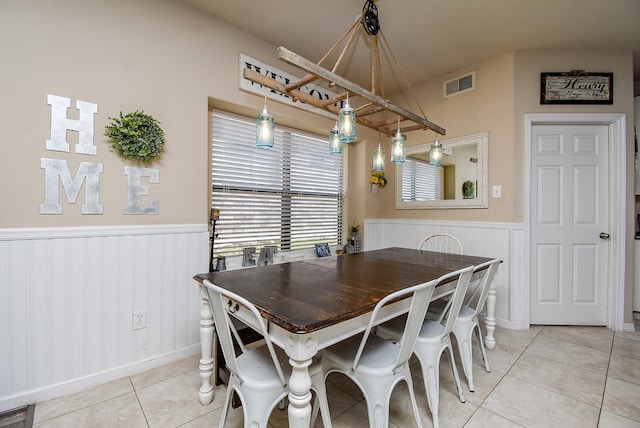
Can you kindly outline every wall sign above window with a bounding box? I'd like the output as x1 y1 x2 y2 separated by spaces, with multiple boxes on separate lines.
239 53 339 119
540 70 613 105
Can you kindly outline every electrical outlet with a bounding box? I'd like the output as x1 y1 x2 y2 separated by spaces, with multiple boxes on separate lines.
133 310 147 330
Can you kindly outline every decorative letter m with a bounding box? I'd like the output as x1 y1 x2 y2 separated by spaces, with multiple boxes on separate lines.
40 158 103 214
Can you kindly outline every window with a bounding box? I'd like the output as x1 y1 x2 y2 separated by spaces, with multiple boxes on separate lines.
401 159 441 201
211 110 344 256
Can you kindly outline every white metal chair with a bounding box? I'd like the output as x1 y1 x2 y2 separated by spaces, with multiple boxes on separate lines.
428 258 501 392
202 279 331 428
317 277 439 428
377 265 474 428
417 233 464 255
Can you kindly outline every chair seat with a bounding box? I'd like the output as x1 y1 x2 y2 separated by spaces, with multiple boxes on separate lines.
428 301 475 319
429 301 475 320
457 305 474 319
380 315 449 343
236 345 292 386
325 333 404 373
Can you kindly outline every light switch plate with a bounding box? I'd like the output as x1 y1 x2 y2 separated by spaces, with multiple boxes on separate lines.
492 185 502 198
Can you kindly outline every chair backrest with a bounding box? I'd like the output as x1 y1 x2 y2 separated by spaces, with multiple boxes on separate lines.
418 233 464 255
464 258 501 318
202 279 287 386
351 278 438 372
434 265 474 337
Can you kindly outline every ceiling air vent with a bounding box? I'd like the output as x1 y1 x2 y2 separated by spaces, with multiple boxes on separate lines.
444 71 476 98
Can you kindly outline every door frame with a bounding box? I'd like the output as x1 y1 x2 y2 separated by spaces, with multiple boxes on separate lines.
524 113 627 330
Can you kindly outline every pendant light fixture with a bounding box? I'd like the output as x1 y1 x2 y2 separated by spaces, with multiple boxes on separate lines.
242 0 446 139
256 90 274 148
429 135 443 166
390 117 406 163
328 122 343 155
372 142 385 171
337 93 357 143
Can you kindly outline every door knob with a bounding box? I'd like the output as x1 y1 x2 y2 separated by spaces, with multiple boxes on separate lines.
599 232 610 240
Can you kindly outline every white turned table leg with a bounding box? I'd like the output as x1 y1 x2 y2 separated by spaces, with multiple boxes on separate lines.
287 357 313 428
484 285 496 350
198 287 215 405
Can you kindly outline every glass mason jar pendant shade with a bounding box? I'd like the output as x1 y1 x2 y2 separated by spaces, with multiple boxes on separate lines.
429 136 443 166
372 143 385 171
338 98 357 143
256 105 274 148
390 128 406 163
328 123 343 155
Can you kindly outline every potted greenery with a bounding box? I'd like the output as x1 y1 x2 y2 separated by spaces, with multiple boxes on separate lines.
462 180 475 199
104 111 165 164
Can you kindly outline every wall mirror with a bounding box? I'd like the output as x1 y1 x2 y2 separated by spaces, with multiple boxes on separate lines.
395 132 488 209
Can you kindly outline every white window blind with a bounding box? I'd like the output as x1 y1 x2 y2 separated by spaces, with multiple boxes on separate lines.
401 159 441 201
211 110 344 256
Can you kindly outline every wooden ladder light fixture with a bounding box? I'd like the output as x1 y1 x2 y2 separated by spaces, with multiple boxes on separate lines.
242 0 446 139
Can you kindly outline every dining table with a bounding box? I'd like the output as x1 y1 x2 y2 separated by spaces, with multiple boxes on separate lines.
193 246 497 428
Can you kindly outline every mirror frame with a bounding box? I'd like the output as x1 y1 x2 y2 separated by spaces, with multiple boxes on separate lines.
395 132 489 209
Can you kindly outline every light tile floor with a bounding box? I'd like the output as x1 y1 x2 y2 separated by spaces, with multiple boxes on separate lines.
32 322 640 427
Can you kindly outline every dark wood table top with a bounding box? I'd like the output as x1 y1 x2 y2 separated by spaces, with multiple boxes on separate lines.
194 247 492 334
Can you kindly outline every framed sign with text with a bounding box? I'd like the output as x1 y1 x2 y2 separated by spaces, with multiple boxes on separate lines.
540 70 613 104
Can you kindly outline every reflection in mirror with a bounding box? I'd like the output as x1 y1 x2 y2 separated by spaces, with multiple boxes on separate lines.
395 132 488 209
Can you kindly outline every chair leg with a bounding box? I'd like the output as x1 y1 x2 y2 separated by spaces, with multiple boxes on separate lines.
243 396 280 428
474 323 491 373
219 386 234 428
445 344 465 403
417 351 442 428
356 376 394 428
404 377 424 428
310 376 332 428
453 321 475 392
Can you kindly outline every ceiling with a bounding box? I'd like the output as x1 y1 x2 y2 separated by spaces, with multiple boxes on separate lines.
181 0 640 97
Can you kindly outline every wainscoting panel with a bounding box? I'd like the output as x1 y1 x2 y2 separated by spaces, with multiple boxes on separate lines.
0 225 209 411
364 218 527 330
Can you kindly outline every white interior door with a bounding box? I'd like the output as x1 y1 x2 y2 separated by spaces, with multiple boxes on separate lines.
530 124 609 325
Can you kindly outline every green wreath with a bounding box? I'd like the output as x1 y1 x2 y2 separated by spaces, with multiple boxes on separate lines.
104 111 165 164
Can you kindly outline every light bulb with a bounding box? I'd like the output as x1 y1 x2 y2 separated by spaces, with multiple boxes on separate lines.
390 128 406 163
256 105 274 148
373 143 385 171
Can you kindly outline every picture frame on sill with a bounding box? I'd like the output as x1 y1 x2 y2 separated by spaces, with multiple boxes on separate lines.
540 70 613 105
315 243 331 257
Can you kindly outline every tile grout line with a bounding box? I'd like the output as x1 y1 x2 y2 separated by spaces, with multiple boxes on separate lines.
463 327 545 426
512 326 612 425
130 376 151 428
595 335 615 426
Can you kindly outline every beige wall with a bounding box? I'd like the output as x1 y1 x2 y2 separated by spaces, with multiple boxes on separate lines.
370 52 517 222
0 0 336 229
3 1 633 234
372 49 634 226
